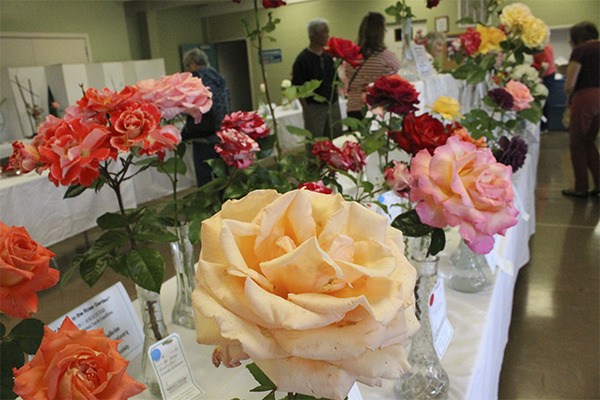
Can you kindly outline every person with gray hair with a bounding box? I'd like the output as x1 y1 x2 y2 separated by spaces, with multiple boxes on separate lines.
181 47 231 186
291 18 342 138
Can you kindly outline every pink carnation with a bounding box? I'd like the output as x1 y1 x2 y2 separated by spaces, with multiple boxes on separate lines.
214 128 260 169
384 161 412 197
504 80 534 111
410 136 519 254
221 111 270 140
136 72 213 123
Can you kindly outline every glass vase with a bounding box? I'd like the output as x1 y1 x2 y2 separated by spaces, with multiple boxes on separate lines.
395 248 449 399
136 284 168 397
169 224 196 329
448 239 488 293
399 17 420 82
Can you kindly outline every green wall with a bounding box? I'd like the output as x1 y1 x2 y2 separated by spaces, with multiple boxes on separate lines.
0 0 131 63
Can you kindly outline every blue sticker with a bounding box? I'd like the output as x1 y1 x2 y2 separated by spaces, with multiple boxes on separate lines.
151 348 162 362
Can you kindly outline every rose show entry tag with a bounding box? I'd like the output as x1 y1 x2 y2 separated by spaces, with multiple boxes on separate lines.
429 276 454 359
148 333 204 400
48 282 145 360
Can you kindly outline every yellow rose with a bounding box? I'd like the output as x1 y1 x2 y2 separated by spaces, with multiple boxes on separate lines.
192 189 419 400
521 16 549 49
499 3 532 31
432 96 462 121
476 25 507 54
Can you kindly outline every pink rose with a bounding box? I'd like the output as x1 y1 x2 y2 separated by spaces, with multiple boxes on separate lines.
504 80 533 111
384 161 412 197
410 136 519 254
7 141 40 173
215 128 260 169
221 111 270 140
0 222 58 319
136 72 213 123
13 317 145 399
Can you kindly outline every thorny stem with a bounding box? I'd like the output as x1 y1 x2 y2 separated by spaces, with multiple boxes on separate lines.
254 0 282 159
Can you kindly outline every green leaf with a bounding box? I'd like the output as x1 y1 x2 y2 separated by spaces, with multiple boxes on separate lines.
158 157 187 175
0 323 5 338
262 392 276 400
87 231 128 259
80 255 109 287
246 363 276 390
10 319 44 354
340 117 365 131
296 80 322 98
133 156 160 167
176 142 187 158
256 134 276 159
205 158 228 178
133 210 178 243
0 339 25 372
126 248 165 293
63 184 88 199
360 131 388 155
188 219 201 244
0 374 18 400
429 228 446 256
466 67 487 84
518 105 542 123
286 125 313 139
224 181 249 200
391 209 432 237
97 212 128 229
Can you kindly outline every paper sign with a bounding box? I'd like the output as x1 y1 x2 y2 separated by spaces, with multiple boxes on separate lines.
413 45 435 78
428 277 454 359
148 333 204 400
48 282 144 360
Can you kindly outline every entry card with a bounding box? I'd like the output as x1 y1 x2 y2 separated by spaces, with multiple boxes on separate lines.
428 277 454 359
148 333 204 400
48 282 144 360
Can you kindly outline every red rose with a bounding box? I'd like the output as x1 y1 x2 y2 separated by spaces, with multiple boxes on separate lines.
215 128 260 169
340 141 367 172
298 180 333 194
262 0 286 7
365 74 420 116
109 102 162 152
221 111 270 140
427 0 440 8
325 37 363 67
0 222 58 318
311 140 347 170
460 27 482 56
389 112 450 156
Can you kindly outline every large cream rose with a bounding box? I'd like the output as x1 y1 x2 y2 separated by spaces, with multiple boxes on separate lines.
499 3 532 31
192 189 419 400
521 16 549 49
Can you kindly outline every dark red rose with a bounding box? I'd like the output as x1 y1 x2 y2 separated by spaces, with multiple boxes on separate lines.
460 27 481 56
365 74 419 116
389 112 450 156
426 0 440 8
298 180 333 194
262 0 286 7
325 37 363 67
311 140 347 170
488 88 514 110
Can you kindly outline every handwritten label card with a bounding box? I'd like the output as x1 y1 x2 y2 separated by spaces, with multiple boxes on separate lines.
149 333 204 400
428 277 454 359
48 282 144 360
413 44 435 78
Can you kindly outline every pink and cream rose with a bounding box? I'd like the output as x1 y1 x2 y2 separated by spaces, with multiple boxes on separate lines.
384 161 412 197
0 222 58 319
13 317 145 399
192 189 419 400
504 80 534 111
410 137 519 254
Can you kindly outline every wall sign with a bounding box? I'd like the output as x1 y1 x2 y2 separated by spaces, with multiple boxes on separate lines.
260 49 282 64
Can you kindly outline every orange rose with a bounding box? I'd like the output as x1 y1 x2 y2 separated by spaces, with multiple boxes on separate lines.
13 317 146 400
0 222 58 319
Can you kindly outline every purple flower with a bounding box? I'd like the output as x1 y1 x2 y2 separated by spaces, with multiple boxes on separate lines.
493 136 528 172
488 88 514 110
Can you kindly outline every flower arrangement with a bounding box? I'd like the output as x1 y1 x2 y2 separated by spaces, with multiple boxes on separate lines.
192 189 419 400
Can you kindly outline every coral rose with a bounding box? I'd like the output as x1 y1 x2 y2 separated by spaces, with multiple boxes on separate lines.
192 189 419 400
325 37 364 67
7 141 40 174
0 222 58 318
109 102 162 152
410 137 519 254
13 317 145 399
365 74 419 116
214 128 260 169
505 80 534 111
221 111 271 140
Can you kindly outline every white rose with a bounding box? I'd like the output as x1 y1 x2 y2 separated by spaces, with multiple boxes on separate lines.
281 79 292 89
192 189 419 400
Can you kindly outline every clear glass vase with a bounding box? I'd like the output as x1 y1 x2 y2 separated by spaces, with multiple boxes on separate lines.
136 284 168 397
169 224 196 329
448 239 488 293
395 252 449 399
399 17 420 82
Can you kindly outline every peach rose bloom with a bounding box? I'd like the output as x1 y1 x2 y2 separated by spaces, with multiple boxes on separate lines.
0 222 58 319
13 317 145 400
505 80 534 111
410 137 519 254
192 189 419 400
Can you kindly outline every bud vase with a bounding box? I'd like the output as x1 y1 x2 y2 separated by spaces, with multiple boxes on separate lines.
399 17 420 82
136 284 168 397
395 245 449 399
448 239 488 293
169 224 196 329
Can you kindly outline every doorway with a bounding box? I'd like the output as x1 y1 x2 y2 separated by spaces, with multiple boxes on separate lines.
214 40 253 112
